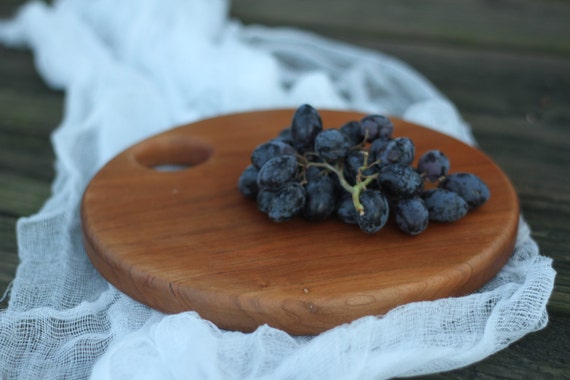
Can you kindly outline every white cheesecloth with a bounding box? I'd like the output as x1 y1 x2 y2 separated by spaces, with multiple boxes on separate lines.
0 1 556 379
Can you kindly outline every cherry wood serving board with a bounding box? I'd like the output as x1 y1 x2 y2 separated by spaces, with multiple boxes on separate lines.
81 109 519 335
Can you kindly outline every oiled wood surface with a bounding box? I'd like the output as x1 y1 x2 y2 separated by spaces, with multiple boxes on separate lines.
1 0 569 377
81 110 518 335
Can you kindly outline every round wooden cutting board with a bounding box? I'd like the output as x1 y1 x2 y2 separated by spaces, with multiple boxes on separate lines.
81 109 519 335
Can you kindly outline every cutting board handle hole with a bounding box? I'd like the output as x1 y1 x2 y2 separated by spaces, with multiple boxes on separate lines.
132 135 213 172
151 163 192 172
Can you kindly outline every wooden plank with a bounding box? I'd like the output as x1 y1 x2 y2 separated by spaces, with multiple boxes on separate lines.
0 172 52 216
231 0 570 56
0 217 19 292
361 41 570 116
0 45 60 307
0 132 56 179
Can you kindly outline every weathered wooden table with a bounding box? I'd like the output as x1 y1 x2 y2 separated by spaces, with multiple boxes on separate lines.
1 0 568 378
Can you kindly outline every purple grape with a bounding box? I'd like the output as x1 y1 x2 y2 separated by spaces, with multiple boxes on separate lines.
314 129 351 162
343 151 365 185
303 174 338 221
339 120 363 146
257 155 299 191
291 104 323 146
276 127 294 144
440 172 490 209
304 165 326 182
268 183 306 222
360 114 394 141
368 138 390 163
378 164 424 197
237 165 259 199
376 137 415 166
357 190 390 233
251 140 296 169
336 194 358 225
394 197 429 235
422 188 468 222
342 150 378 187
257 189 276 213
417 150 450 182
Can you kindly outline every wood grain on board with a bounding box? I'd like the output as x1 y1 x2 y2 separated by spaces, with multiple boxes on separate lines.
81 109 518 335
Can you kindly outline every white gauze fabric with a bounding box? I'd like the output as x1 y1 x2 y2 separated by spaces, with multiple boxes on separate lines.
0 1 556 379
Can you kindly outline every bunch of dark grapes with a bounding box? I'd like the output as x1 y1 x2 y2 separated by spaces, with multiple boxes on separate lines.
238 104 490 235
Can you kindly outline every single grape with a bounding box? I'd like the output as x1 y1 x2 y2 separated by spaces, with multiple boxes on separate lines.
439 172 490 209
357 190 390 233
422 188 468 222
305 166 340 190
291 104 323 146
377 164 424 197
303 175 338 221
339 120 363 146
417 150 450 182
303 165 325 182
314 129 351 162
257 155 299 191
238 165 259 199
360 114 394 142
368 137 390 163
268 183 306 222
343 151 366 186
336 194 358 225
394 197 429 235
251 139 296 169
257 189 276 213
276 127 294 144
376 137 415 166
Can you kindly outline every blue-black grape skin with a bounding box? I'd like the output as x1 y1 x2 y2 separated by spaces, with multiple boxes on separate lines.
314 129 351 162
440 172 490 209
360 114 394 141
251 140 296 169
378 164 424 197
276 127 294 144
339 120 363 146
237 165 259 199
422 188 468 222
394 197 429 235
257 155 299 191
239 105 490 234
343 150 378 186
377 137 415 166
291 104 323 146
368 138 390 163
336 194 358 225
303 175 338 221
343 151 366 185
357 190 390 233
304 165 322 182
417 150 450 182
257 189 276 213
268 183 306 222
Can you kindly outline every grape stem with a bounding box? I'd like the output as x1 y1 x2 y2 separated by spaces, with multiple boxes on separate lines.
305 160 377 215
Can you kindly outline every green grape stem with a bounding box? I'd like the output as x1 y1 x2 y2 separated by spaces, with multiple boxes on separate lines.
305 160 377 215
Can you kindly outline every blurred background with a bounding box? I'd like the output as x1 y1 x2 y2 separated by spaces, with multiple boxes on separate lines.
1 0 568 378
